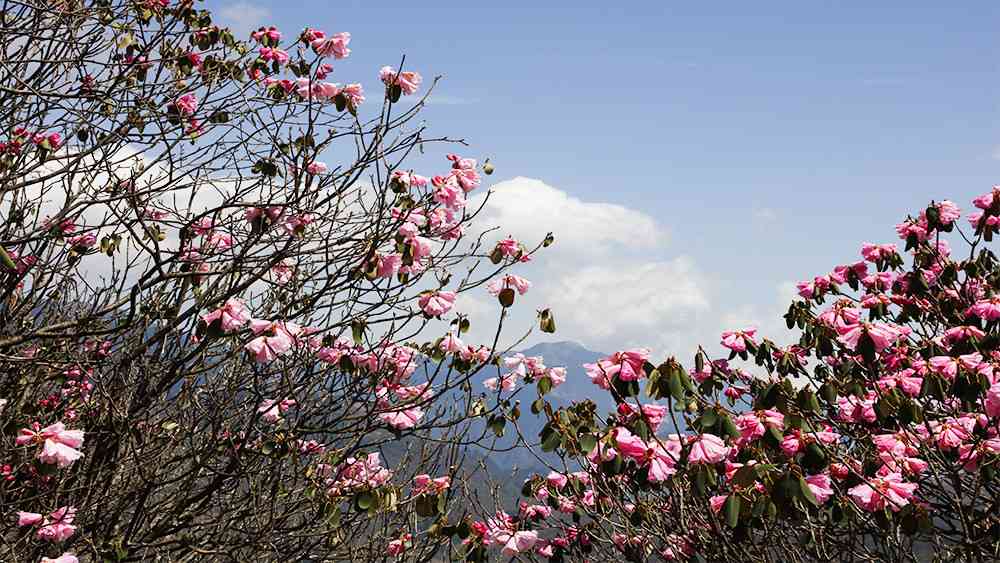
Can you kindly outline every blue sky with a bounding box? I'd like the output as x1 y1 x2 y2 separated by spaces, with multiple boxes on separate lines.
208 0 1000 356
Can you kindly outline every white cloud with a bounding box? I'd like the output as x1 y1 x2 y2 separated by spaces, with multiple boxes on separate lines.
217 2 271 35
472 177 666 257
460 177 710 357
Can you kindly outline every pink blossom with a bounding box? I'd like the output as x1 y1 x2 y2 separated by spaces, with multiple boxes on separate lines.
41 554 78 563
544 366 567 388
172 93 198 116
419 290 456 317
379 66 422 95
259 47 289 64
546 471 568 489
306 161 328 175
312 32 351 59
487 274 531 296
257 398 295 423
378 406 424 429
251 26 281 45
986 382 1000 418
17 422 85 468
837 393 877 423
687 433 729 465
201 298 251 332
497 530 537 557
340 83 365 106
848 473 917 512
244 320 300 362
804 473 834 504
19 506 77 543
66 233 96 250
934 200 962 225
720 328 757 353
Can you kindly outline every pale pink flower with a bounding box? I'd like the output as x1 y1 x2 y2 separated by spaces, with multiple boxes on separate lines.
720 328 757 353
306 161 328 175
378 406 424 429
201 298 251 332
487 274 531 296
379 66 422 95
41 553 78 563
418 290 456 317
687 433 729 465
501 530 539 557
16 422 85 468
848 473 917 512
312 32 351 59
804 473 834 504
257 398 295 423
340 83 365 106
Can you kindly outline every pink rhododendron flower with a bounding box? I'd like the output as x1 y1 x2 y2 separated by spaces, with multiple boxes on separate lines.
487 274 531 296
543 366 567 388
500 530 539 557
379 66 422 95
172 93 198 116
201 298 251 332
378 406 424 430
251 26 281 44
41 554 78 563
66 233 96 250
804 473 835 504
848 473 918 512
418 290 456 317
19 506 77 542
687 433 729 465
259 46 289 64
312 32 351 58
386 534 411 556
306 161 327 175
257 398 296 423
16 422 85 468
720 328 756 353
245 320 303 362
340 83 365 106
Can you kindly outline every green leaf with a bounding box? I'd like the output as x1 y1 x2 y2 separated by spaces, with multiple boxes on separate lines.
530 398 545 415
724 495 741 528
700 409 717 429
488 415 506 437
351 319 366 345
538 377 553 396
799 476 819 507
355 491 375 511
667 370 685 401
0 245 16 271
579 433 598 454
540 426 561 452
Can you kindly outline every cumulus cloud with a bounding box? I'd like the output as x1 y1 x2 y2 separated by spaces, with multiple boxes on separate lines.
460 177 713 357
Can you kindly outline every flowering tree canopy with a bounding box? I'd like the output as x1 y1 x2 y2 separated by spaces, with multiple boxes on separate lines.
464 194 1000 562
0 1 548 561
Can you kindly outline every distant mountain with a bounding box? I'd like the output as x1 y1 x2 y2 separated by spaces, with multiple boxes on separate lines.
465 341 608 479
519 340 613 414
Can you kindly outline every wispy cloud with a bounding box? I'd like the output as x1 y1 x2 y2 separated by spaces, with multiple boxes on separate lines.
424 95 478 106
217 2 271 35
